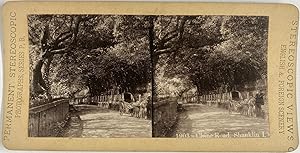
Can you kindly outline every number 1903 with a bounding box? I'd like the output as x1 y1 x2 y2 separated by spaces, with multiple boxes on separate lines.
176 133 192 138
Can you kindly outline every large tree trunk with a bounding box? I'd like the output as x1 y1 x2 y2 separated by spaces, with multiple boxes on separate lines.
31 58 47 98
31 52 53 100
152 56 159 102
31 23 52 100
148 16 156 137
42 55 53 100
148 16 158 103
30 16 84 101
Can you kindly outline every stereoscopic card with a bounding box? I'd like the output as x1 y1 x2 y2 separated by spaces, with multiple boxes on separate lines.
1 1 299 152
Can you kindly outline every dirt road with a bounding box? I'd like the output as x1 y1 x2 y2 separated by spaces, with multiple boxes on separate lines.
172 104 269 138
62 105 152 138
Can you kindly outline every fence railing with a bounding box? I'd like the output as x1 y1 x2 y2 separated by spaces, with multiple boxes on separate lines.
70 94 123 105
28 99 69 137
178 90 261 104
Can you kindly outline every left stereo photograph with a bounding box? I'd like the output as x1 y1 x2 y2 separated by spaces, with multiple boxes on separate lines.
28 15 152 138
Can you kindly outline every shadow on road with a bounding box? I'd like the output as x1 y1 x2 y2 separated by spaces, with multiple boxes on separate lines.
62 105 152 138
168 104 270 138
166 107 193 137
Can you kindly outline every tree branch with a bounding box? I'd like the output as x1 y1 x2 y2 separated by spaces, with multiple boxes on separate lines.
50 47 68 54
155 16 189 56
53 15 91 50
55 32 73 47
158 17 174 38
41 24 50 51
55 30 71 41
154 48 175 56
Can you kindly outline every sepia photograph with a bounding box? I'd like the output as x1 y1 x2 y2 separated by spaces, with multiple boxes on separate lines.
3 1 299 151
28 15 153 138
152 15 269 138
27 14 269 138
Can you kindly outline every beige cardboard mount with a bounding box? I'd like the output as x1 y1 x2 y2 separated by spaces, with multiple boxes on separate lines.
1 1 299 152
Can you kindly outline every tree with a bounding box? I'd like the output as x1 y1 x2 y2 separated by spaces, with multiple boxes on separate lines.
28 15 267 103
117 15 225 101
161 16 268 95
51 15 151 97
28 15 115 100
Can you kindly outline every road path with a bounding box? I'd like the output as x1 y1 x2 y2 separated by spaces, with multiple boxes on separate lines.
62 105 152 138
172 104 269 138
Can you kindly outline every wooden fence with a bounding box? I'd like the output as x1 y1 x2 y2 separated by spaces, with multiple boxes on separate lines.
179 89 261 104
70 94 123 105
28 99 69 137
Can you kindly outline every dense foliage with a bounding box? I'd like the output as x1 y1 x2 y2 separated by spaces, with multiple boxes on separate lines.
28 15 268 101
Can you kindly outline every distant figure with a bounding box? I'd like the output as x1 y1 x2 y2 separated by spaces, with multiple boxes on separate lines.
255 90 264 117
